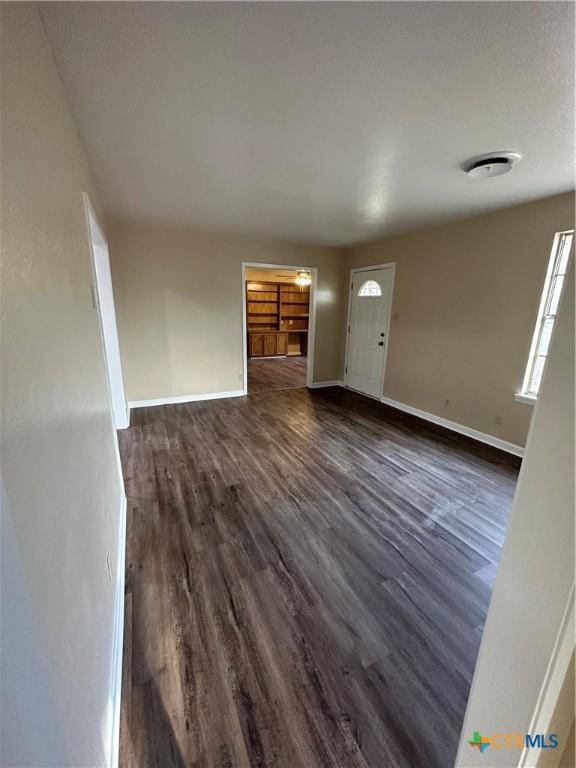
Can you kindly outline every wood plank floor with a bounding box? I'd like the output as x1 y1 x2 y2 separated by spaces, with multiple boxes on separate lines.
118 386 519 768
247 356 307 394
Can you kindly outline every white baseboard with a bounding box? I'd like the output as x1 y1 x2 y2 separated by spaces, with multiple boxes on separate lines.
117 403 130 430
309 380 344 388
108 493 127 768
129 389 245 409
130 385 523 455
380 395 524 457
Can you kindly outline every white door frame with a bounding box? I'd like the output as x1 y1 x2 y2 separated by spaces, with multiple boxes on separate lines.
83 193 129 430
241 262 318 394
344 262 396 399
518 583 575 767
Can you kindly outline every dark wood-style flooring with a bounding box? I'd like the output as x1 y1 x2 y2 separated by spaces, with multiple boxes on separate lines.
118 386 519 768
247 356 307 394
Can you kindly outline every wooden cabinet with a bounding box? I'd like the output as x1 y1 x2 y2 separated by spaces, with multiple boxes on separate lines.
276 333 288 355
249 333 264 357
247 279 309 358
249 331 289 357
264 334 277 356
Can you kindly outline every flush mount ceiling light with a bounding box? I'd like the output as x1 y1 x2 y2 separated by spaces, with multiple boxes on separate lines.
295 270 312 288
462 151 522 179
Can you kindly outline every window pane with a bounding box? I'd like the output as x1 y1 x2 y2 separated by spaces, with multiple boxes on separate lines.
521 229 573 398
537 318 555 356
547 275 565 316
529 356 547 394
556 234 573 276
358 279 382 297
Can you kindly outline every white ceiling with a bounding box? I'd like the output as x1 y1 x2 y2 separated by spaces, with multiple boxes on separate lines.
41 1 574 246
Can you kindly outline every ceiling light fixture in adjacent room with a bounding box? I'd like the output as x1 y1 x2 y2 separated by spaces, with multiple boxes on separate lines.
296 270 312 288
462 151 523 178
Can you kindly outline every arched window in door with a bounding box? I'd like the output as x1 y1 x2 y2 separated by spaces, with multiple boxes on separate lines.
357 279 382 297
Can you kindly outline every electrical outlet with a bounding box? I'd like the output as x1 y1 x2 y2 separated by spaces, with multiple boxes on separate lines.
495 415 502 426
444 399 450 407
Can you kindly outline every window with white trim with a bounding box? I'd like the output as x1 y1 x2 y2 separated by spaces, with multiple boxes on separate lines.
519 230 573 400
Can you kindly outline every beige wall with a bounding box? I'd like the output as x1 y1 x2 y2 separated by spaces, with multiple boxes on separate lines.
455 263 574 767
0 5 123 766
108 221 346 401
345 193 575 447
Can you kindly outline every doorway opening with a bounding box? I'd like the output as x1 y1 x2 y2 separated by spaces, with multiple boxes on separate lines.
241 263 317 395
83 194 129 429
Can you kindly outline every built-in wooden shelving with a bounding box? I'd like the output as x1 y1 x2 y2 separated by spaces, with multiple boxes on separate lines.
247 280 310 357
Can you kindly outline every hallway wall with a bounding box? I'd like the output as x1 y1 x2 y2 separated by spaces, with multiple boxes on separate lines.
0 5 124 765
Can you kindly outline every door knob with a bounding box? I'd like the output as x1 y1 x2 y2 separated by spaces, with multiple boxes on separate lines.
378 341 384 346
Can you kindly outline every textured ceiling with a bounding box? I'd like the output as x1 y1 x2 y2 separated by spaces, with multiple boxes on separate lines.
41 1 575 245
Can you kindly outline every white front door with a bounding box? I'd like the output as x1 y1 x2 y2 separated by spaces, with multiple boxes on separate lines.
345 267 394 398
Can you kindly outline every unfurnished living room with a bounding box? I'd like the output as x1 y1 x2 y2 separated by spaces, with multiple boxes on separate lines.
1 2 574 768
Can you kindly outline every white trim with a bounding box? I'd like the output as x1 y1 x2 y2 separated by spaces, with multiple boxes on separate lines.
520 229 573 398
346 263 397 273
241 261 318 392
308 380 344 389
129 389 245 409
514 392 537 406
82 194 126 494
83 194 129 430
108 493 127 768
518 583 575 767
379 395 525 457
241 263 249 394
307 270 317 389
344 263 396 397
